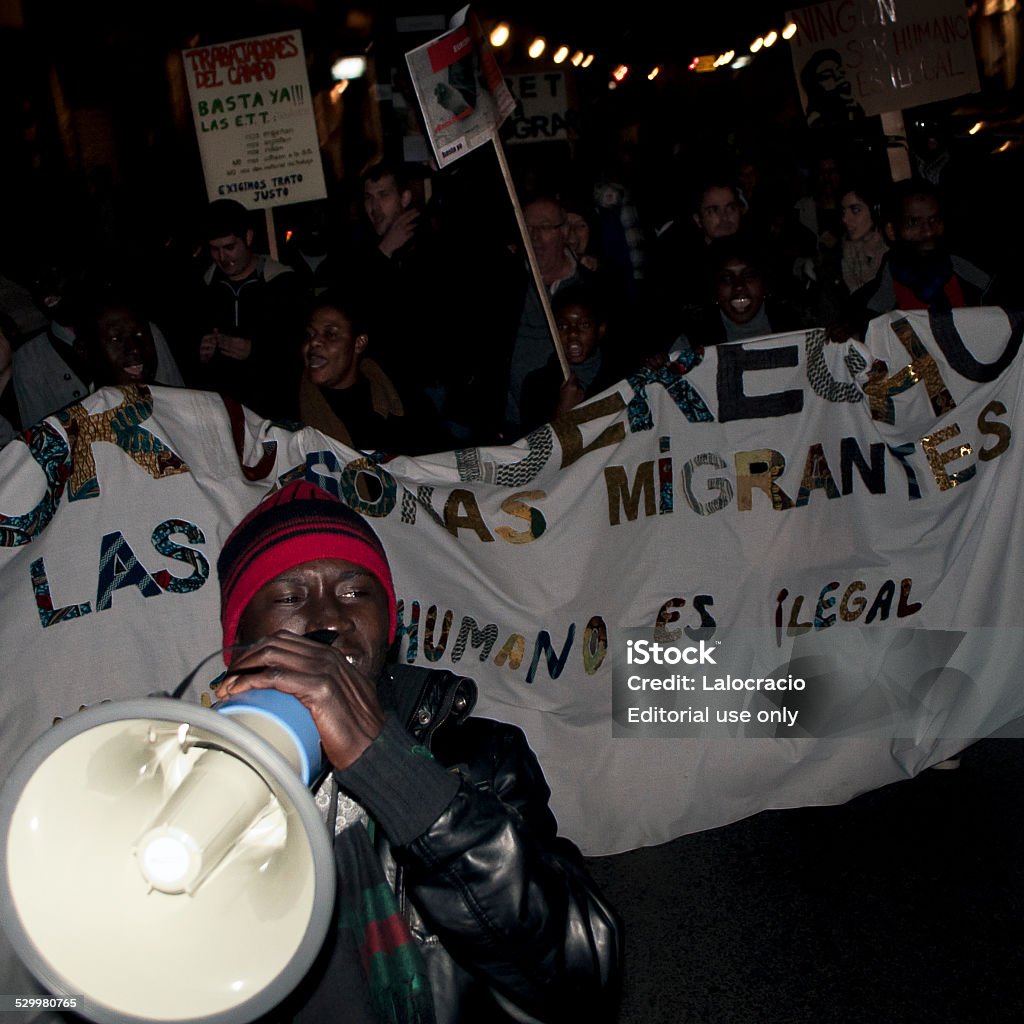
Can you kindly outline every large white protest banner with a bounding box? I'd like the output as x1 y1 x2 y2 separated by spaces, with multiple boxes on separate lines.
787 0 980 123
404 5 515 167
183 29 327 209
2 308 1023 868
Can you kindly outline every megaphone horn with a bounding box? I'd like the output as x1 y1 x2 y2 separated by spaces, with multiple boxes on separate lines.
0 696 335 1024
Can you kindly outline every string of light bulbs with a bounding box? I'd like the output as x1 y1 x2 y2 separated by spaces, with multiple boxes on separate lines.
486 17 801 83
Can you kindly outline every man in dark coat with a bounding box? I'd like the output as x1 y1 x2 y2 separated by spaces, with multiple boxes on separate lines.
213 480 622 1023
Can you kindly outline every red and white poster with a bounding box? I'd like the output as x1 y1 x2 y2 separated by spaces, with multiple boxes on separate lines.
405 5 515 167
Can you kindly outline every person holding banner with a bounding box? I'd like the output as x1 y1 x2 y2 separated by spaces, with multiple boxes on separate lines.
806 180 889 332
504 195 594 437
297 291 446 456
853 180 996 330
672 236 806 352
644 176 751 356
298 291 406 454
11 263 184 429
77 290 182 392
212 481 622 1024
519 283 627 432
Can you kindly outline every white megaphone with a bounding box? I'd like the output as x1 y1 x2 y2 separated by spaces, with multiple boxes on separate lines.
0 688 336 1024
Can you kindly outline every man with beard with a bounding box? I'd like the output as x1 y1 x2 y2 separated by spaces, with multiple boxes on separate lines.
855 181 995 325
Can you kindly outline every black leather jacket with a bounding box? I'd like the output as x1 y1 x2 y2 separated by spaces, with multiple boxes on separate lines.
352 664 623 1024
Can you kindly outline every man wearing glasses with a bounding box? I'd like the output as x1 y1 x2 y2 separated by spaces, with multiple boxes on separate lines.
504 196 590 437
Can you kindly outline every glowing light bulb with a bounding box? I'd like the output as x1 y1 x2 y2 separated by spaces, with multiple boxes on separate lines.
751 37 764 53
764 30 778 47
331 56 366 80
490 23 510 47
553 45 569 64
528 37 546 59
782 23 797 40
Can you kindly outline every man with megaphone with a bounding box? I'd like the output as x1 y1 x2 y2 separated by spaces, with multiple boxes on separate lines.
211 479 622 1024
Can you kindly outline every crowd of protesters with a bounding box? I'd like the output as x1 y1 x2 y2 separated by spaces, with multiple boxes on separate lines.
0 108 1013 456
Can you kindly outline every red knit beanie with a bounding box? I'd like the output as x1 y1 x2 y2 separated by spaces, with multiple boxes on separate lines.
217 480 397 659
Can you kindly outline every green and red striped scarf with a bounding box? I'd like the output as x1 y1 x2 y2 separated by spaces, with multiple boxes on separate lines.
333 821 435 1024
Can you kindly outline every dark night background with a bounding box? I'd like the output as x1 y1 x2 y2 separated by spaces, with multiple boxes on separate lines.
1 4 1024 1022
1 0 1019 276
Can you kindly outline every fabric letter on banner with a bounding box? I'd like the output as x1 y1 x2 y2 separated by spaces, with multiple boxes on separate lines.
58 386 189 501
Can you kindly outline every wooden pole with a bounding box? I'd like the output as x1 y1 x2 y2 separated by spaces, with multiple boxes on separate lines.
491 136 571 381
881 110 912 183
264 207 279 261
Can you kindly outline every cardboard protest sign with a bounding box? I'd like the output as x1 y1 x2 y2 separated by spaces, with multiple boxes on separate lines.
3 308 1023 866
404 5 515 167
787 0 980 124
504 72 576 144
183 29 327 209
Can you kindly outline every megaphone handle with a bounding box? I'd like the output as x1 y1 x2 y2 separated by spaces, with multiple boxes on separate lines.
172 645 240 700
